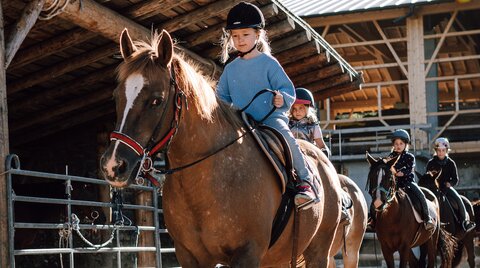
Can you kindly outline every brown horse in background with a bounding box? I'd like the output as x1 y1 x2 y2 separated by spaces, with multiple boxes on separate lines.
418 171 476 268
100 29 345 267
327 174 368 268
366 152 454 268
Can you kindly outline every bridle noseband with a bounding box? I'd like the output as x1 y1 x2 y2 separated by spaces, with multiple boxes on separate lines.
371 166 396 211
109 66 184 186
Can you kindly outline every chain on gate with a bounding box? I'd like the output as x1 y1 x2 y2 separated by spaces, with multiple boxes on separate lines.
58 188 139 266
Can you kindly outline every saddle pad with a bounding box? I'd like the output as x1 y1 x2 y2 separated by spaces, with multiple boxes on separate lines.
241 112 291 193
401 188 438 224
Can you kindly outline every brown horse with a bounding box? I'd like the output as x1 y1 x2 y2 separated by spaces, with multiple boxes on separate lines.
327 174 368 268
366 152 453 268
100 29 344 267
418 171 476 268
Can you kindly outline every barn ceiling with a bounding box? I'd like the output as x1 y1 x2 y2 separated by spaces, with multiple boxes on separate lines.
3 0 362 147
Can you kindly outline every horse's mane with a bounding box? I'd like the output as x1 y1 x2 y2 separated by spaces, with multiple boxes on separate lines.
116 31 242 128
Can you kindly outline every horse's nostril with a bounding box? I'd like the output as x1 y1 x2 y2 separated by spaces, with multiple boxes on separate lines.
117 159 127 174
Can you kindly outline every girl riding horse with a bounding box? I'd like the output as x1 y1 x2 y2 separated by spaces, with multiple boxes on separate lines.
425 137 476 232
216 2 318 209
368 129 435 231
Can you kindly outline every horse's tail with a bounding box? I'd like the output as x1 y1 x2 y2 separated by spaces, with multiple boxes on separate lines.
438 227 458 264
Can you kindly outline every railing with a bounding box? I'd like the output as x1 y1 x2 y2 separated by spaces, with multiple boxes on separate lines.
5 154 174 268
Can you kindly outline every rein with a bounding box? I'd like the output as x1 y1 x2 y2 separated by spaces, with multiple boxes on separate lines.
371 167 396 211
110 65 277 186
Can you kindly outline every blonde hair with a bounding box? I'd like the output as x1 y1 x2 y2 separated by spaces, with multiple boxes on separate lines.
219 28 271 64
289 105 319 124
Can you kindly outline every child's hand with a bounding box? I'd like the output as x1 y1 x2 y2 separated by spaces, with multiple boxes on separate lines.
273 91 284 108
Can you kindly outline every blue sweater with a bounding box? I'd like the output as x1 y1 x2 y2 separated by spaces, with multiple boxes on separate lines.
216 53 295 122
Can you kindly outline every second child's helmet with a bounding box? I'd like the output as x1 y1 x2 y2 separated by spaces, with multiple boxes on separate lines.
391 129 410 144
294 88 315 107
226 2 265 30
434 137 450 149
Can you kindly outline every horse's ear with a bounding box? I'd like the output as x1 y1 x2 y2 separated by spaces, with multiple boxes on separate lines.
120 28 136 60
366 151 378 166
156 29 173 67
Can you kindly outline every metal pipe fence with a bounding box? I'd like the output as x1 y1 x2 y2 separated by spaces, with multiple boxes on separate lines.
5 154 174 268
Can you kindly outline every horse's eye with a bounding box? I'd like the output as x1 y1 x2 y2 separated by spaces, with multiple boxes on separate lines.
151 98 162 106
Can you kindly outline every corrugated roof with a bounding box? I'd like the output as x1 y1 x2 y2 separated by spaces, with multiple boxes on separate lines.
279 0 450 17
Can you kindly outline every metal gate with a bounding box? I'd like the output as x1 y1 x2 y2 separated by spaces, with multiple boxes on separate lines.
5 154 175 268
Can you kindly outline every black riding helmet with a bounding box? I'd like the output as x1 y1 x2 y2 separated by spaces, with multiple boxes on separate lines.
294 88 315 108
391 129 410 144
225 2 265 30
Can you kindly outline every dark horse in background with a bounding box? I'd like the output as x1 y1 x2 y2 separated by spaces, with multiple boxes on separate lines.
418 170 476 268
366 152 455 268
100 29 347 267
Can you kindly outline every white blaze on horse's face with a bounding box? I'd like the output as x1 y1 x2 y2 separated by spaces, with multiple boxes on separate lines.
105 73 146 179
374 168 385 208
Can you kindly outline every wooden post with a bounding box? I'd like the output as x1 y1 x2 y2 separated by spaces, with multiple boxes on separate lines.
406 15 428 150
0 1 10 267
135 192 155 267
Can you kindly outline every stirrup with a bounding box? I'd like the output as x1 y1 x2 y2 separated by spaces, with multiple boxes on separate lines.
462 221 476 232
294 183 319 210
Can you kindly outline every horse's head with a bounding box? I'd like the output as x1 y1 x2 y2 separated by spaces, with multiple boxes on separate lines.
100 29 176 188
366 151 399 210
417 169 442 191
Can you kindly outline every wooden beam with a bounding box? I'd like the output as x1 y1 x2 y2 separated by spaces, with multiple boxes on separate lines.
9 0 187 71
329 97 398 110
8 28 96 71
7 44 118 94
184 3 282 48
11 87 113 132
271 30 311 54
9 65 117 115
275 41 321 65
161 0 239 33
42 0 220 77
290 63 344 86
122 0 190 21
302 73 353 92
0 2 9 267
314 81 361 100
11 104 114 146
283 54 328 77
305 1 480 27
4 0 44 68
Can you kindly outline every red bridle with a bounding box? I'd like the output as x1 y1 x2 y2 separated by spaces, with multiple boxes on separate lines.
109 67 184 186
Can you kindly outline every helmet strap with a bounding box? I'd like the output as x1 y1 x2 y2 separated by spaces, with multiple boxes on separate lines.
237 42 257 58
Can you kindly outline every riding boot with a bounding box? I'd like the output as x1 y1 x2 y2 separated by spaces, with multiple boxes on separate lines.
446 187 477 232
294 178 319 210
408 184 435 232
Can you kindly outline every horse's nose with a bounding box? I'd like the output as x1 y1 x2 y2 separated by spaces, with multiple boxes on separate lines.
100 153 128 179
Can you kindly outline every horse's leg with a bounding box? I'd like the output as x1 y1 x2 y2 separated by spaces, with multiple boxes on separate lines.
303 221 337 268
398 246 411 268
229 242 262 268
327 256 336 268
426 239 437 268
418 244 429 268
382 250 396 268
174 243 201 268
465 236 476 268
